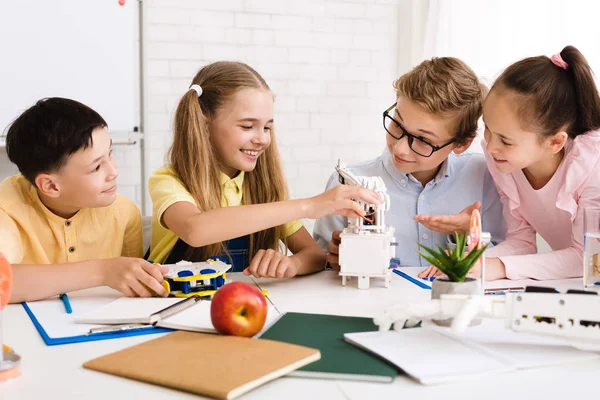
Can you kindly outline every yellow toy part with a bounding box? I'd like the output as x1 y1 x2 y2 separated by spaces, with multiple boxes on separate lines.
173 290 217 299
171 289 268 298
171 271 227 282
162 280 171 293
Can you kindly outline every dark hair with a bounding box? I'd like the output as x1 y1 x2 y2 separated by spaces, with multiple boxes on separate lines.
5 97 107 185
492 45 600 138
394 57 487 146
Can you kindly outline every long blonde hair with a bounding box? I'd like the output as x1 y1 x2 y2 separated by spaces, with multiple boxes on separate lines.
170 61 289 262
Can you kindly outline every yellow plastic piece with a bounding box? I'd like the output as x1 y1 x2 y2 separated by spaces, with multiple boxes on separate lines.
173 290 217 298
171 271 226 282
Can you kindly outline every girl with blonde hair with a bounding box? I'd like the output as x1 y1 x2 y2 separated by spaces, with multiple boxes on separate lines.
149 61 380 278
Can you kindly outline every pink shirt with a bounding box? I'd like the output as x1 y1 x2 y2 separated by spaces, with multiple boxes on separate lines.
484 130 600 280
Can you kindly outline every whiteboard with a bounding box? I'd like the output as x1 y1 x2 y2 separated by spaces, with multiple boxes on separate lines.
0 0 139 135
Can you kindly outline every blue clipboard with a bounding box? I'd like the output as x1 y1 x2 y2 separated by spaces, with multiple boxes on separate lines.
22 302 172 346
392 269 432 290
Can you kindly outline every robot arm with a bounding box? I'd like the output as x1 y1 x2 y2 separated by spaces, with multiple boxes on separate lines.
335 161 391 228
374 291 600 348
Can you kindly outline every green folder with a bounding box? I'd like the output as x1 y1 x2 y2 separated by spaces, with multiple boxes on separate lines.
260 312 397 382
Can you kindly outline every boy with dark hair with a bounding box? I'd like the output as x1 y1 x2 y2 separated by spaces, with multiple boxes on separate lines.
314 57 506 270
1 97 168 302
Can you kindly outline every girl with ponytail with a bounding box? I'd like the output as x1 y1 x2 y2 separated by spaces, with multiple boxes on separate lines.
148 61 381 278
479 46 600 280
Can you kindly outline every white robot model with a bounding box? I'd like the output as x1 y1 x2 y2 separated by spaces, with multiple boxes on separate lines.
335 161 396 289
374 290 600 350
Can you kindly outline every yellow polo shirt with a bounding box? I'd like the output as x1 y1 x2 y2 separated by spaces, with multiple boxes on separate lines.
0 175 143 264
148 166 303 264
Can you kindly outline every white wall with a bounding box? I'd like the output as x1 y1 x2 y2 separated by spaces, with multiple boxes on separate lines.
141 0 401 227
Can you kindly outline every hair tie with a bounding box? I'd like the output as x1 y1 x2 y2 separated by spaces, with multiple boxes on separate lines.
189 84 203 97
550 54 568 70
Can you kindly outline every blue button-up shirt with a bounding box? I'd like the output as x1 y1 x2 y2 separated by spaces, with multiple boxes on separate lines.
313 148 505 267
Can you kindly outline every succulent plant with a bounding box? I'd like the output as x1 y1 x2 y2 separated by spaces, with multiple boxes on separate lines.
417 232 488 282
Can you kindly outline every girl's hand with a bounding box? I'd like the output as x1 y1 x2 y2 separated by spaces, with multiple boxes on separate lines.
472 258 507 281
243 249 299 278
418 258 507 281
414 201 481 234
418 265 446 279
305 185 383 219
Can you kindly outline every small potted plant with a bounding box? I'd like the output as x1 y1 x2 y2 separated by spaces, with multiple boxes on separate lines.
417 232 488 326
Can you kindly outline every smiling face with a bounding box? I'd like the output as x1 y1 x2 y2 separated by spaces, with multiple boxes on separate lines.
209 88 274 178
56 127 118 207
483 88 557 174
385 97 466 185
36 127 119 216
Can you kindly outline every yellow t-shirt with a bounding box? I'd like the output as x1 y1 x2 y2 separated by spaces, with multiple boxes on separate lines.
0 175 143 264
148 166 303 264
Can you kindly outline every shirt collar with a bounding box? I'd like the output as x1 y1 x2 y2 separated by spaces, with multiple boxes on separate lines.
220 171 245 191
433 157 452 183
382 148 409 187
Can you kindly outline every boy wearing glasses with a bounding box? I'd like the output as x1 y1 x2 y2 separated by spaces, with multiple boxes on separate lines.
314 57 505 269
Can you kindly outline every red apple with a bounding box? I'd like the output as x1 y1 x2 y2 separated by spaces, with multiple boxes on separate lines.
210 282 267 337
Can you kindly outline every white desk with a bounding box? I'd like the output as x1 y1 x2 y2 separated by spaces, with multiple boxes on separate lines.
2 270 598 400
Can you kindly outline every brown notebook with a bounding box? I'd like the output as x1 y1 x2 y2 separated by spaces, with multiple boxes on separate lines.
83 331 320 399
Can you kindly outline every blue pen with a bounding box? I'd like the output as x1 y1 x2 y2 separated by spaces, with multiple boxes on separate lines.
60 293 73 314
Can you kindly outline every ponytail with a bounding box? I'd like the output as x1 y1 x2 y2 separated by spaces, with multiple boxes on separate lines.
560 46 600 136
171 88 224 260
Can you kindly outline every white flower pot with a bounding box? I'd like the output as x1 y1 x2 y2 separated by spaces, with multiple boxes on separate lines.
431 277 481 327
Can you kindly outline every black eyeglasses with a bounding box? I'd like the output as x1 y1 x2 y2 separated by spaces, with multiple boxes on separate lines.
383 103 456 157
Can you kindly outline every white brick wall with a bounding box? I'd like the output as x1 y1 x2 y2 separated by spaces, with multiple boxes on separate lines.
142 0 401 229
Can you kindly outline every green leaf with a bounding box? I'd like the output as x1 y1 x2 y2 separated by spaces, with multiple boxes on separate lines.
417 251 444 270
434 244 452 263
417 242 445 260
455 232 467 259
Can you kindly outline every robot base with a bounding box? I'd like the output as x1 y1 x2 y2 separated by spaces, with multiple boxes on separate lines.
338 227 395 290
341 272 391 289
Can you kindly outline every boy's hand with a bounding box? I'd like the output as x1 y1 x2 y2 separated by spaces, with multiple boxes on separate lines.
326 230 342 271
243 249 299 278
414 201 481 234
103 257 169 297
